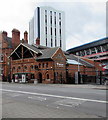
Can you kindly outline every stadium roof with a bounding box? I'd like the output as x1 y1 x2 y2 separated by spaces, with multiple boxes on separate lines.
67 37 108 53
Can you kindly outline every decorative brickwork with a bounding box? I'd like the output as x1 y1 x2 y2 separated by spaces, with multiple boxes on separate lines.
10 43 102 84
0 29 28 81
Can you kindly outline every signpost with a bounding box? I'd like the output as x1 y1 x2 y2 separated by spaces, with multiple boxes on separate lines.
75 72 78 84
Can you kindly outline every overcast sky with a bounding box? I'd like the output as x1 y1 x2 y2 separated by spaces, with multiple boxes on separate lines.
0 0 107 50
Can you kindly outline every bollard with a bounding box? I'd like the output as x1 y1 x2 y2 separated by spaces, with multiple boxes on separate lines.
34 79 37 84
12 79 14 83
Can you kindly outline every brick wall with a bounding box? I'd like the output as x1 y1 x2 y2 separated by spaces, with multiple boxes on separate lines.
11 48 103 84
11 48 67 83
11 58 56 83
0 32 13 81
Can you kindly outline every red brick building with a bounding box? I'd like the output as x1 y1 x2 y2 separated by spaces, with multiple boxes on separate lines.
66 54 102 83
0 29 102 84
10 43 66 83
10 42 102 84
0 29 28 81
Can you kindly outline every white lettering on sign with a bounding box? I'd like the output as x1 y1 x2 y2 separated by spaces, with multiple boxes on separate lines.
56 63 64 67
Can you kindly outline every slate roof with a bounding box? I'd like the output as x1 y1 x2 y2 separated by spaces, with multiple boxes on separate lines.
3 36 12 48
10 42 95 68
32 44 50 49
10 43 59 60
20 43 59 60
65 54 94 67
67 59 82 65
36 47 59 60
22 43 42 54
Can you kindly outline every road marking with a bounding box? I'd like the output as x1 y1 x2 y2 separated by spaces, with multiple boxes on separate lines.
55 99 85 107
1 89 108 104
11 94 21 97
59 103 73 107
28 96 47 101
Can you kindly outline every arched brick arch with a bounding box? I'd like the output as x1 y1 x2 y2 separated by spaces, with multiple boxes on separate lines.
37 72 42 83
45 71 49 79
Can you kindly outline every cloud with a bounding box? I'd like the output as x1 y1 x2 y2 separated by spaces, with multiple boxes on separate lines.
88 2 106 14
65 2 106 50
66 34 84 49
0 0 32 38
0 0 106 50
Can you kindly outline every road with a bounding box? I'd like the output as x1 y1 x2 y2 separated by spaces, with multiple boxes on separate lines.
1 82 108 119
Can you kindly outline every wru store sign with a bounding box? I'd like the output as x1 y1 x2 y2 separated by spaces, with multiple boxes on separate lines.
56 63 64 67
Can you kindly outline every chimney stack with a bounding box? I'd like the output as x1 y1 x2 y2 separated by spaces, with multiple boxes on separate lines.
24 31 28 43
12 29 20 48
36 38 40 46
2 31 8 37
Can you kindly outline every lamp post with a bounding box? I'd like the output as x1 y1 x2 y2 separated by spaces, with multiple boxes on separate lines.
76 53 80 84
78 55 80 72
7 56 11 82
76 52 80 73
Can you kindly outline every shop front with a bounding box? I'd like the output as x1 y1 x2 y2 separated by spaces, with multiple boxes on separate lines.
12 73 35 83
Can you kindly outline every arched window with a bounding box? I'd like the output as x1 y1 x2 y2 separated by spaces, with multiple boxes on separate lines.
1 55 3 61
46 63 48 68
47 74 49 79
39 63 41 68
42 63 44 68
31 65 34 70
18 66 21 70
12 67 15 71
24 66 27 70
35 65 38 70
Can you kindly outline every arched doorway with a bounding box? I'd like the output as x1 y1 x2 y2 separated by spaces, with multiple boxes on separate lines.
38 72 42 83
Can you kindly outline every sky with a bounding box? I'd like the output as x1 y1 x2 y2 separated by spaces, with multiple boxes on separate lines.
0 0 107 50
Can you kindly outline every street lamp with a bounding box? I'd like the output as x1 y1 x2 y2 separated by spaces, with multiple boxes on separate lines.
76 53 80 72
76 53 80 84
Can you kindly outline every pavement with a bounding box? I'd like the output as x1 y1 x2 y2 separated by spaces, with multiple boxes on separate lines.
1 81 108 90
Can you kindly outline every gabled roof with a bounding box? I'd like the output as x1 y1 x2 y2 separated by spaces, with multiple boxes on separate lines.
10 43 42 56
36 47 59 60
10 42 95 68
10 43 59 60
22 43 42 54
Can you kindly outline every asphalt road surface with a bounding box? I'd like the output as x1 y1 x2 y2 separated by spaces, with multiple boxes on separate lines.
1 82 108 119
